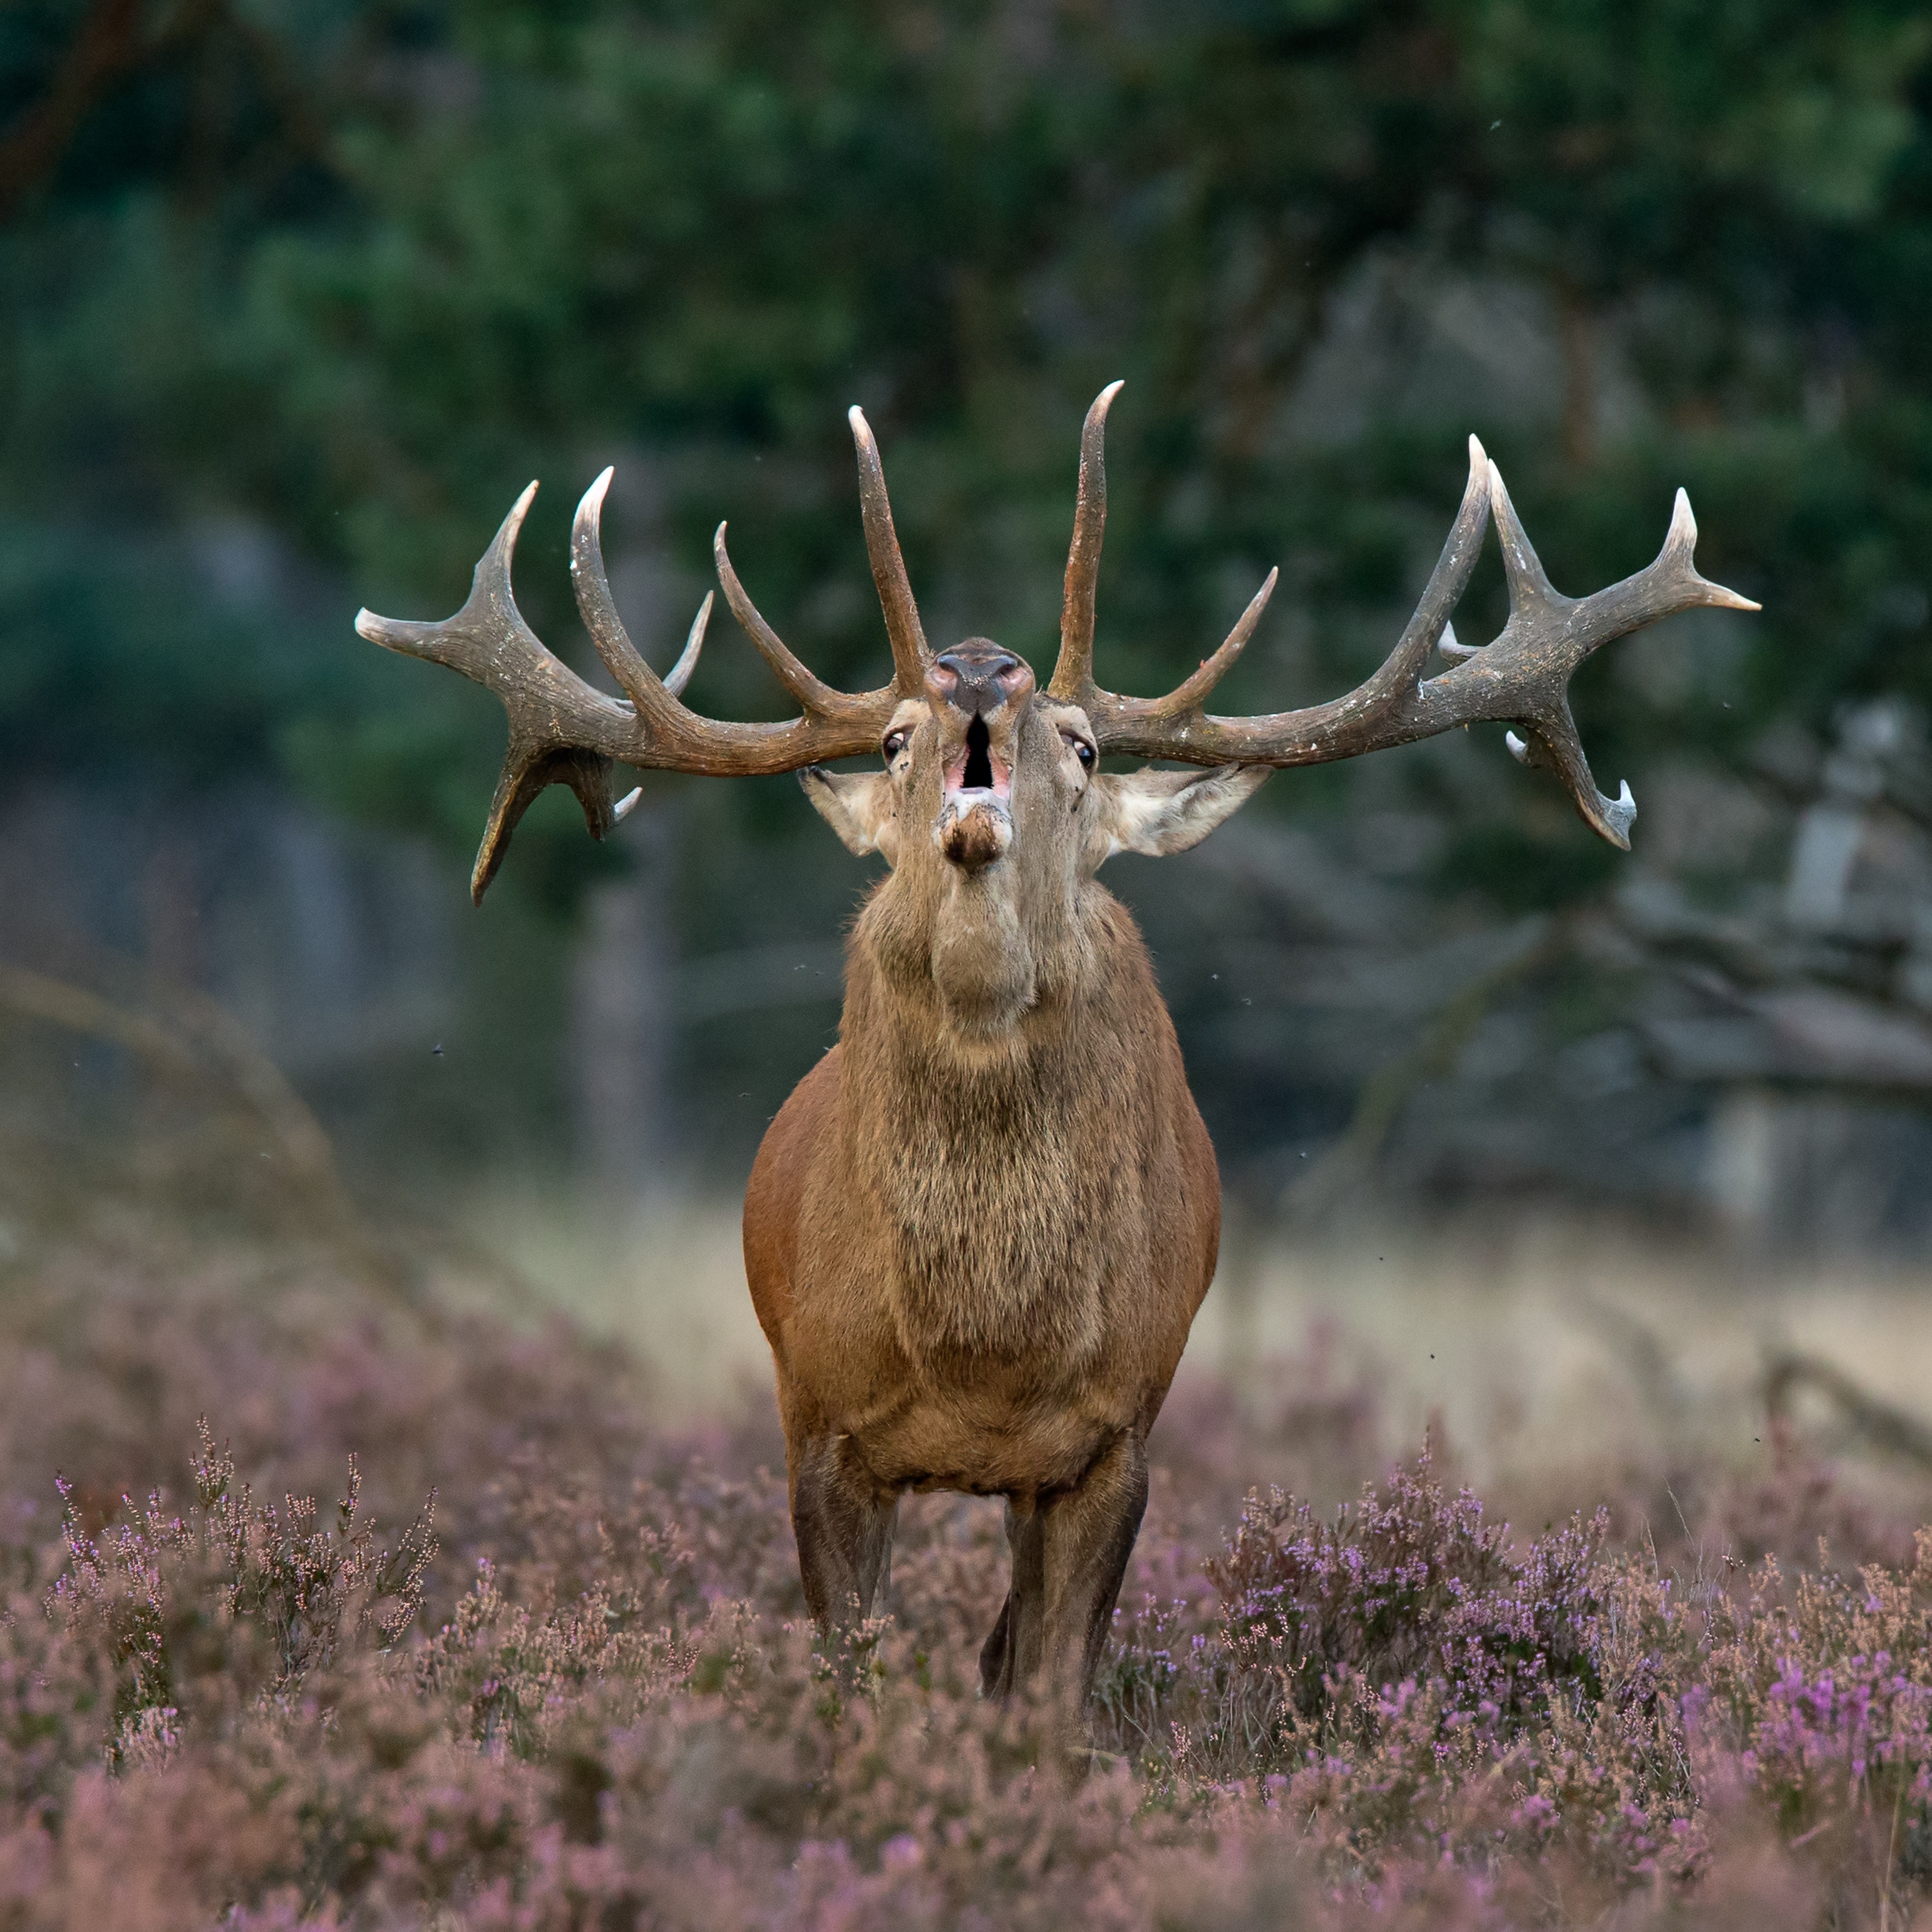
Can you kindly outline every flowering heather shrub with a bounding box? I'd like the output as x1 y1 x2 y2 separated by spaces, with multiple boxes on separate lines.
1208 1451 1606 1729
50 1422 436 1759
5 1221 1932 1925
1700 1534 1932 1861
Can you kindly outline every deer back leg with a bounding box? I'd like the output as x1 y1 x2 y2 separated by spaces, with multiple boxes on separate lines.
978 1497 1048 1698
979 1433 1149 1731
1036 1432 1150 1724
789 1432 898 1636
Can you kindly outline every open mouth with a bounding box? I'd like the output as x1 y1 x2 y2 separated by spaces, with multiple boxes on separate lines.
943 715 1011 803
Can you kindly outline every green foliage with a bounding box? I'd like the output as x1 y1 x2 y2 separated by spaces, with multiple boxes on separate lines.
1437 816 1620 912
6 0 1932 914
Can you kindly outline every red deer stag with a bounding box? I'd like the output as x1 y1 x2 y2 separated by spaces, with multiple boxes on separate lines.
356 387 1756 1742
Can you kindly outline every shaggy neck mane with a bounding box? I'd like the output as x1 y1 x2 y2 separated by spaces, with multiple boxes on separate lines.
829 881 1167 1360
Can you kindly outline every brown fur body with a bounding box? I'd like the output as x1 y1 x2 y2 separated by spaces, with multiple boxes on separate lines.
745 885 1218 1504
738 639 1264 1737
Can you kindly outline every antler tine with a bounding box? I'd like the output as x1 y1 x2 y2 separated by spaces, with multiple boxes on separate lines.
1077 433 1760 852
849 406 931 693
357 467 905 902
576 462 856 725
571 467 672 711
1486 459 1564 618
1503 708 1639 846
1143 569 1280 720
712 523 849 715
665 591 713 698
569 474 711 700
469 742 619 902
356 479 538 676
360 480 632 902
1049 380 1124 702
1662 487 1762 612
1334 432 1495 717
1464 462 1760 845
1082 433 1493 761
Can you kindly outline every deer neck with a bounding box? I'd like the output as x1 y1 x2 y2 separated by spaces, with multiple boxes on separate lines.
834 874 1148 1362
856 845 1093 1043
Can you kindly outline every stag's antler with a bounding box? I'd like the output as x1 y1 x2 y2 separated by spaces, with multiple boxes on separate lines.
356 418 932 901
1048 387 1760 848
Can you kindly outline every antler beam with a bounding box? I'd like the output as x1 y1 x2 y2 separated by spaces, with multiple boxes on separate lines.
356 418 934 901
1051 392 1759 849
358 391 1760 903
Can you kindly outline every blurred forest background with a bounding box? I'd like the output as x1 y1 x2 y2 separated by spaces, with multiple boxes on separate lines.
7 0 1932 1325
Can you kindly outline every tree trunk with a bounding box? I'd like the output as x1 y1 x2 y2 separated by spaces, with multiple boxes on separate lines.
1557 284 1596 472
572 829 674 1204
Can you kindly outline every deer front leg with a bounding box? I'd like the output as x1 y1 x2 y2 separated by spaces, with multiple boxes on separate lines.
979 1432 1150 1737
788 1431 898 1638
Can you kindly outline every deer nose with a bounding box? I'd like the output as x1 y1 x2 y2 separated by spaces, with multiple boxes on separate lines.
926 641 1035 717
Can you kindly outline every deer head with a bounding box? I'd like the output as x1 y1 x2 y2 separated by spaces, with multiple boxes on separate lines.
802 628 1270 1034
355 382 1758 928
804 624 1267 1036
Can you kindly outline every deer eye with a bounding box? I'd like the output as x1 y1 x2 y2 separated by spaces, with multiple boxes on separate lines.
1065 735 1096 769
882 729 909 762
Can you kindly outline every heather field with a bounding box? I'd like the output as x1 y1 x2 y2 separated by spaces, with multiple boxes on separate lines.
17 3 1932 1923
8 1132 1932 1931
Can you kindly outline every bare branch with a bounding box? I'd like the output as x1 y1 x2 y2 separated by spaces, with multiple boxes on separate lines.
0 0 146 221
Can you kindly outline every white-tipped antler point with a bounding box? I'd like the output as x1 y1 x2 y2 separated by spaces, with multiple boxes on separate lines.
486 481 541 564
1663 487 1761 610
572 470 615 555
1667 486 1696 552
613 787 643 823
1602 778 1638 845
353 608 381 643
1505 729 1529 764
1467 432 1488 470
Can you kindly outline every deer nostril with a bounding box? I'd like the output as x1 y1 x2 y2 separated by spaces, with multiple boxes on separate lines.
936 649 1021 709
936 651 1016 679
927 640 1033 719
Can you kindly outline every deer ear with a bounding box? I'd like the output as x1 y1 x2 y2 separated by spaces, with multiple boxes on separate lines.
1086 765 1270 868
800 768 901 862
